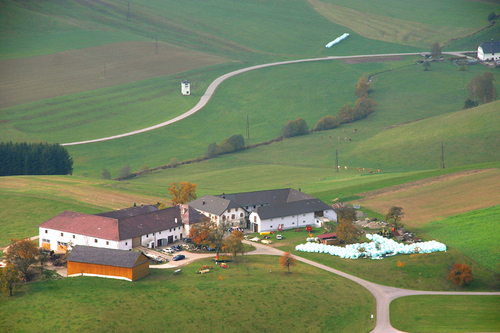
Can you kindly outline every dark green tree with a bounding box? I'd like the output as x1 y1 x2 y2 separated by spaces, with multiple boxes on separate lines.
314 115 339 131
431 42 442 59
282 118 309 138
488 12 496 22
423 61 431 71
101 168 111 179
206 142 218 158
468 72 497 104
386 206 405 230
463 98 478 109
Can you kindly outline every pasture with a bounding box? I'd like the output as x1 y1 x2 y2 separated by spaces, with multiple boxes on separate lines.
0 256 376 333
390 295 500 332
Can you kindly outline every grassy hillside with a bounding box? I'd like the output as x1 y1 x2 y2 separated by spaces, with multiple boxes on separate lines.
0 256 376 333
421 205 500 273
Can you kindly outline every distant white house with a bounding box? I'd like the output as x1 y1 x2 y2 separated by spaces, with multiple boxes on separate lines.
38 205 204 252
188 188 336 233
181 80 190 95
477 40 500 61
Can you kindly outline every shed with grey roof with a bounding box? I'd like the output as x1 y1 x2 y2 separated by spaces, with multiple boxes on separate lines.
67 245 149 281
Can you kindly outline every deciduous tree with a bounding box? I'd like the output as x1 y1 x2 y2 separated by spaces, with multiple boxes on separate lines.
189 217 214 247
37 248 50 275
354 73 370 98
431 42 442 59
468 72 497 104
223 230 244 262
314 115 339 131
0 263 20 296
423 61 431 71
208 221 229 258
101 168 111 179
5 238 39 282
280 252 297 273
463 98 478 109
335 207 360 244
282 118 309 138
385 206 405 230
118 164 131 179
169 182 197 205
448 263 474 286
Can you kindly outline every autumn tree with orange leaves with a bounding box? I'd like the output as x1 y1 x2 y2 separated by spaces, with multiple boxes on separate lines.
5 238 38 282
189 217 213 247
223 230 244 262
448 263 474 286
280 252 297 273
169 182 197 205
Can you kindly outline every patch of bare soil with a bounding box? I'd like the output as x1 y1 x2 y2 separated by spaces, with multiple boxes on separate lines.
342 56 403 64
0 41 228 108
354 169 500 227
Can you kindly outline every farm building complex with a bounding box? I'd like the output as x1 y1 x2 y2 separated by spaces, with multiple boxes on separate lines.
188 188 336 233
67 245 150 281
38 204 205 251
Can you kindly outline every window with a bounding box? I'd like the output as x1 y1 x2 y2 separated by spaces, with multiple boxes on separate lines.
254 216 257 222
281 217 284 220
61 233 64 236
125 242 128 246
42 239 50 243
73 235 75 239
94 239 98 243
45 230 48 234
240 213 243 217
292 222 295 225
159 231 161 234
106 241 109 245
270 226 273 228
231 214 235 219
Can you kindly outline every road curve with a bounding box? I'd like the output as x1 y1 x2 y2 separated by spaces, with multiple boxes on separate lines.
243 240 500 333
61 51 470 146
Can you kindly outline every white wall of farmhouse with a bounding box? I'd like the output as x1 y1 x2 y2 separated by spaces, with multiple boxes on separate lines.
250 209 336 233
39 227 119 251
141 225 184 248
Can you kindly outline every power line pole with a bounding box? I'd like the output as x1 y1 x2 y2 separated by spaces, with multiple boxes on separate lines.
127 2 130 21
440 141 445 169
155 35 158 54
246 115 250 146
104 61 106 78
335 149 339 172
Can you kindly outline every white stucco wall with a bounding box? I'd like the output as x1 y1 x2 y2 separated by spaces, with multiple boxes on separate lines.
39 227 119 251
250 212 317 233
141 226 184 248
478 47 499 61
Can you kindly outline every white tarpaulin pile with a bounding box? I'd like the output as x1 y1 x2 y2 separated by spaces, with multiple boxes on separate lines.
325 33 349 48
295 234 446 260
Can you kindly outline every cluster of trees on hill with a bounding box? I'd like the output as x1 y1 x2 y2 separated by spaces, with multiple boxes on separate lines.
0 142 73 176
206 134 245 158
282 73 377 138
465 72 497 108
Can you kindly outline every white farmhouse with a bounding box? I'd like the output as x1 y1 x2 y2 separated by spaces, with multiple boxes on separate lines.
38 205 204 252
477 40 500 61
188 188 336 232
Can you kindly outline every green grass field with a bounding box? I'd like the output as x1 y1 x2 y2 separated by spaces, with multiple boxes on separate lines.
421 205 500 273
390 295 500 332
0 256 376 333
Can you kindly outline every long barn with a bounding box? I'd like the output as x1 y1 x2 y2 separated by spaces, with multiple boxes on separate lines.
67 245 150 281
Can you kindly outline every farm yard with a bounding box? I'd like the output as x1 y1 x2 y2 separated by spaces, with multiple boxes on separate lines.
1 0 500 332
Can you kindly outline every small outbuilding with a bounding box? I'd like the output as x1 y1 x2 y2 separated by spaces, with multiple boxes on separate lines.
317 233 339 245
67 245 150 281
181 80 190 95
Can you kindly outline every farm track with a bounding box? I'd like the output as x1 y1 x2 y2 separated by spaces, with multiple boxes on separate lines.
243 240 500 333
61 51 470 146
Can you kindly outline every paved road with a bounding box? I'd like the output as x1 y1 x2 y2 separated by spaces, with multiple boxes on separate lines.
243 240 500 333
61 51 471 146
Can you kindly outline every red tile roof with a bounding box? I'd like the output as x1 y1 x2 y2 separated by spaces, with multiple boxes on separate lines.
39 211 120 241
317 233 337 239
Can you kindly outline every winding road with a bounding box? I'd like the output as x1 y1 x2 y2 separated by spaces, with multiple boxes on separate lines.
61 51 470 146
154 240 500 333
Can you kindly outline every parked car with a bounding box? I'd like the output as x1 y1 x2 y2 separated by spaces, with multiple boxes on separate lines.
173 245 183 251
170 246 177 252
206 246 215 251
172 254 185 261
162 248 174 254
184 238 192 243
228 227 244 233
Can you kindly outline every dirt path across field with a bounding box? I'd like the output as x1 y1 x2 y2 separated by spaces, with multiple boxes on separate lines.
354 168 500 227
61 51 470 146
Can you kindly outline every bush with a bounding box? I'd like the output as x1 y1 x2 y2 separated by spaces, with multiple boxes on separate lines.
448 263 474 286
101 168 111 179
118 164 131 178
314 115 339 131
169 158 179 168
282 118 309 138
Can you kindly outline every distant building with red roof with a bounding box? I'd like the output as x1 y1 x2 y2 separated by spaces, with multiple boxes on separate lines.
39 204 204 251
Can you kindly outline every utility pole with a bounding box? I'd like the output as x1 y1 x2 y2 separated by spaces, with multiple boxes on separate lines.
246 115 250 146
104 61 106 78
155 35 158 54
127 2 130 21
335 149 339 172
440 142 445 169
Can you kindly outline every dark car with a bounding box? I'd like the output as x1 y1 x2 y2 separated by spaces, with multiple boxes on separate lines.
173 245 183 251
172 254 185 261
206 246 215 251
184 238 192 243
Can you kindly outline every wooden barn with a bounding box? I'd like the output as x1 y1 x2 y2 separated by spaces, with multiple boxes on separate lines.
67 245 150 282
317 233 340 245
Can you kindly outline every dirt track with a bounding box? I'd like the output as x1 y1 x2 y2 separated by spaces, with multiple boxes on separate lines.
0 41 227 108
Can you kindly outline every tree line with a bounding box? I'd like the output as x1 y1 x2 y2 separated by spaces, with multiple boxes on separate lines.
0 142 73 176
282 73 376 138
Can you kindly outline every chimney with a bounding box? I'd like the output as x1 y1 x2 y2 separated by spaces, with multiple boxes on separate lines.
180 204 190 224
203 200 206 205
